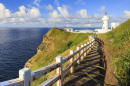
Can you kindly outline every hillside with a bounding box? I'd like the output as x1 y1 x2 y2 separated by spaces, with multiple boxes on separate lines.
99 19 130 85
24 27 94 85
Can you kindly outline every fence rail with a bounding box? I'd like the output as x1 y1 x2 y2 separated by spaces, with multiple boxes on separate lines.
0 35 96 86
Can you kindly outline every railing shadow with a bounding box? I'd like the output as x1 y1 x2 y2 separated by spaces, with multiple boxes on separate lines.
64 39 107 86
64 68 100 86
96 38 107 85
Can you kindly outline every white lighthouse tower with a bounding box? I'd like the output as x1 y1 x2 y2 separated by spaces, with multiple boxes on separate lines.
95 12 111 33
102 12 110 30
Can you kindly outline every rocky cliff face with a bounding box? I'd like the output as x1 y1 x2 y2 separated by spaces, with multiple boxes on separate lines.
37 35 54 53
24 27 92 72
24 28 56 68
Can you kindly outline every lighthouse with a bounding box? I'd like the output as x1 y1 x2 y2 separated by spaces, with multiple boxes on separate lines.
102 12 110 30
95 12 115 33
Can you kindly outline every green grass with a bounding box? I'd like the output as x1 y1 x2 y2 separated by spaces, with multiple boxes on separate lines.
86 65 126 86
24 27 94 85
99 19 130 85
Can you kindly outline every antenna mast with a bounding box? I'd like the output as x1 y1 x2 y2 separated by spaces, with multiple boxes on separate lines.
55 21 56 27
105 12 107 15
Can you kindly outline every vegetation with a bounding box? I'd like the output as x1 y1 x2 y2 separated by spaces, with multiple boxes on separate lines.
99 19 130 85
86 65 126 86
25 27 94 85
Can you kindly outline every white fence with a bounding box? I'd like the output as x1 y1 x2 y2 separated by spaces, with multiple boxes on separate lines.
0 35 96 86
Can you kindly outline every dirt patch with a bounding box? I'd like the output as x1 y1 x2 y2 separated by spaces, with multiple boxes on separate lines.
97 36 119 85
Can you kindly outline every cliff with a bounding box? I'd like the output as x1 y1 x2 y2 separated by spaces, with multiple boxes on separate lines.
24 27 93 85
25 27 93 70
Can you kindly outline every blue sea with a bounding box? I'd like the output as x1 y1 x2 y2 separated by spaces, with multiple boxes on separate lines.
0 27 96 82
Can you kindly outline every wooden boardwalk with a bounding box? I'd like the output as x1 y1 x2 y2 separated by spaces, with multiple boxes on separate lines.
64 41 103 86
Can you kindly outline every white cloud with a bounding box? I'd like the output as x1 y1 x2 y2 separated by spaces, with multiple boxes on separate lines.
13 6 41 19
27 4 32 8
19 18 25 22
93 14 103 19
33 0 41 7
0 3 104 27
45 4 53 11
1 3 123 27
49 5 73 19
10 18 15 23
48 5 105 27
27 7 41 18
84 24 92 27
57 7 69 18
124 10 130 17
0 3 44 26
56 5 76 19
100 6 106 13
16 5 26 17
75 0 86 5
54 0 59 7
12 5 41 20
77 9 88 18
49 10 59 18
116 10 130 23
0 3 11 19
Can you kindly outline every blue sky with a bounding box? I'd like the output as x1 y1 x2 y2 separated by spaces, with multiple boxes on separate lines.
0 0 130 27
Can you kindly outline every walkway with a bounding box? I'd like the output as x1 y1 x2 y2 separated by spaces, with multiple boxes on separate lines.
64 41 104 86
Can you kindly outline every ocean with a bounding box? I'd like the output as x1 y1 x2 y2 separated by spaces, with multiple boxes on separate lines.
0 27 96 82
0 28 51 82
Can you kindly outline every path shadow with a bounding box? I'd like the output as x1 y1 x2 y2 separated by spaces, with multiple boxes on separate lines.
96 38 107 85
64 40 107 86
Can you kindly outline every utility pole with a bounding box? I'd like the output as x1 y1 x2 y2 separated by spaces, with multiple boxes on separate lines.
55 21 56 27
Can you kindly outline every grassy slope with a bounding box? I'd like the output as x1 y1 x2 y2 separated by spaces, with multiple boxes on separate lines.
25 27 94 85
99 19 130 85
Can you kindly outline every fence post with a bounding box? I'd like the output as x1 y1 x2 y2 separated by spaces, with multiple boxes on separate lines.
94 39 95 46
56 56 63 86
70 50 74 73
77 47 80 64
81 45 84 60
19 68 31 86
87 42 89 54
92 36 94 47
92 40 94 47
84 43 87 57
91 41 93 49
91 41 93 48
93 35 96 46
90 41 92 51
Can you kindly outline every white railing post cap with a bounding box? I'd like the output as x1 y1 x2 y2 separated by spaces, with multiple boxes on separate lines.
19 67 30 72
19 68 31 79
77 47 80 50
70 50 74 54
84 43 87 46
81 45 84 47
56 56 62 62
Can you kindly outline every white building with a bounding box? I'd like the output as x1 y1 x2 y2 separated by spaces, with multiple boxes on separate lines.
65 28 73 32
111 22 119 30
74 29 93 33
95 12 111 33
